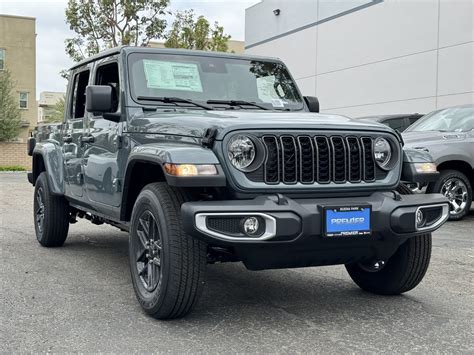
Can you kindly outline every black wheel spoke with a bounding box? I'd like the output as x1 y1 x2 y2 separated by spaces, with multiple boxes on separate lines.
136 229 148 249
133 210 162 292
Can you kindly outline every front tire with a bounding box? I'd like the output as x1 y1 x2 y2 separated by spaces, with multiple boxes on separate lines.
128 183 207 320
427 169 472 221
33 172 70 247
345 183 432 295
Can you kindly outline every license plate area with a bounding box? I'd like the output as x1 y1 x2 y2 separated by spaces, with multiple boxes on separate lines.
322 205 371 237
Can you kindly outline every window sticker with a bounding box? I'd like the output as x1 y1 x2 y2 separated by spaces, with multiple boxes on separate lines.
257 75 282 105
143 60 203 92
271 99 285 108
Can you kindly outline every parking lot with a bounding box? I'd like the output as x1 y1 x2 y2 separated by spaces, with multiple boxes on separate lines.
0 172 473 353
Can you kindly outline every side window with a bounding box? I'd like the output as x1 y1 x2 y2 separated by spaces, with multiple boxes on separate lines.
19 92 28 109
70 70 90 119
409 116 420 125
385 118 405 132
95 62 120 112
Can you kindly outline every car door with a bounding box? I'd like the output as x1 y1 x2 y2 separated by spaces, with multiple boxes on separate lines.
63 67 91 198
82 58 123 207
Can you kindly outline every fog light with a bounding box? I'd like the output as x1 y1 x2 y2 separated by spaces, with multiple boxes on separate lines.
243 217 260 235
416 209 425 227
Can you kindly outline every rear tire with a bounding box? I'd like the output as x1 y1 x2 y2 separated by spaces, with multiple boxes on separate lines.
345 183 432 295
33 172 70 247
128 182 207 320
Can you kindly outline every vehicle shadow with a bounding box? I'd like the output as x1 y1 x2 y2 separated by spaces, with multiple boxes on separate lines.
61 229 433 327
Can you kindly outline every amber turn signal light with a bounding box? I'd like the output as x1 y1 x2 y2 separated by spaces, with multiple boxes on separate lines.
163 163 218 177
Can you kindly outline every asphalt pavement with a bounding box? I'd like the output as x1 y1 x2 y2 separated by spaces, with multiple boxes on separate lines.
1 172 473 353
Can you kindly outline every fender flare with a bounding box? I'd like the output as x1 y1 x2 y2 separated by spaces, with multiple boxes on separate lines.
120 143 226 221
32 142 65 195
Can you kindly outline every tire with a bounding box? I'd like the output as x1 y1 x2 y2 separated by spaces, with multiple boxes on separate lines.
33 172 70 247
427 169 472 221
128 182 207 320
345 183 432 295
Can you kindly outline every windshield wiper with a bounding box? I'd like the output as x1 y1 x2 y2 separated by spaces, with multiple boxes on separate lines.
137 96 213 110
207 99 269 110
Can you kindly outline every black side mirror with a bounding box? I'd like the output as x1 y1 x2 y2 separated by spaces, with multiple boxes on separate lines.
304 96 320 113
86 85 112 113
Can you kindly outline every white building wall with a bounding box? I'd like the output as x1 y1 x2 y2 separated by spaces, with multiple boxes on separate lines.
245 0 474 117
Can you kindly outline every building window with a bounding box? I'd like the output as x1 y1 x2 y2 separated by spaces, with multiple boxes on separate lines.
19 92 28 109
0 49 5 70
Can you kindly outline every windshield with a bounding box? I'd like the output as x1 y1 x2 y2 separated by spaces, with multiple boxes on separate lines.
407 106 474 132
128 53 304 111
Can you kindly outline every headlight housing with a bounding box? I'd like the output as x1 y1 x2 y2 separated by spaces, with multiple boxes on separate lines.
227 135 256 170
373 137 392 169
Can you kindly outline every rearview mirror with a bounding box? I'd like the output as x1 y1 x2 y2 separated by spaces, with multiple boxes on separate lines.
304 96 320 113
86 85 112 113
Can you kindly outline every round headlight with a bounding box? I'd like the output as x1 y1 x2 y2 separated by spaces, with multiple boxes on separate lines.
228 135 256 170
373 137 392 169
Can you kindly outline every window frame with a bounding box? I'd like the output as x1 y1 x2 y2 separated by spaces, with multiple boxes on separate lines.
69 68 91 120
92 58 121 114
19 91 29 109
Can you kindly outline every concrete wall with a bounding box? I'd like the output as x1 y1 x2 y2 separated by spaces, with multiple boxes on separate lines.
0 15 37 141
245 0 474 117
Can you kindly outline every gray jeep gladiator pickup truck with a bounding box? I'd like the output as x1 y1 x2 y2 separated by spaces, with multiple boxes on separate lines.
27 47 449 319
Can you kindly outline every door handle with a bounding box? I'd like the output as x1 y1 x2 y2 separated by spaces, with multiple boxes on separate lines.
63 135 73 143
81 135 95 144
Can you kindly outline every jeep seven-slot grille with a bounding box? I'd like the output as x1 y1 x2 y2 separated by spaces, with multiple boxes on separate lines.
260 135 376 185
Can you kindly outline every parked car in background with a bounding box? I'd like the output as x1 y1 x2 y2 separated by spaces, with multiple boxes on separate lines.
358 114 423 132
403 105 474 220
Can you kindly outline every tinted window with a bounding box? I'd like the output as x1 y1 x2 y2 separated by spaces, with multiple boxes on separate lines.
384 117 406 131
95 62 120 112
71 70 90 119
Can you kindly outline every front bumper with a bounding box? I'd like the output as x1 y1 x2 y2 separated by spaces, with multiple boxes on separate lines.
181 192 449 270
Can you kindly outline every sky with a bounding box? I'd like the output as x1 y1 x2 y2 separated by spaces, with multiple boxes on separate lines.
0 0 258 98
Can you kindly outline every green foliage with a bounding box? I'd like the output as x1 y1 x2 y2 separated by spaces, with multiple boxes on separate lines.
0 166 26 172
45 96 66 123
65 0 170 62
0 70 22 142
164 10 231 52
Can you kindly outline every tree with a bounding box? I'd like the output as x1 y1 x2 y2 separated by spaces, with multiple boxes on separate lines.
164 10 231 52
65 0 170 62
0 70 22 142
45 96 66 123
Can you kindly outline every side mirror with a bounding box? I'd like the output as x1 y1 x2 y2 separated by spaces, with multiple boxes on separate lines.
304 96 320 113
86 85 112 113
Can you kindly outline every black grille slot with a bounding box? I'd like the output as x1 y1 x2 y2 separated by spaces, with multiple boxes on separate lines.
263 136 280 184
346 137 362 182
257 134 377 185
280 136 297 184
361 137 376 181
315 137 331 183
297 136 314 183
330 137 347 183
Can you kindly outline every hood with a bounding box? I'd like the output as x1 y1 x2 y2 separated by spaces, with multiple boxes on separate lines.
127 109 394 139
402 130 468 147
